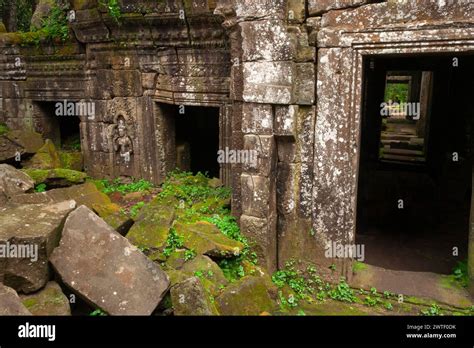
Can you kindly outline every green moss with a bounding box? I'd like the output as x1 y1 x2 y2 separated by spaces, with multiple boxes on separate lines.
23 169 49 183
27 139 61 169
88 178 106 192
0 123 9 136
59 151 83 171
126 204 175 252
22 168 87 185
216 276 275 315
353 261 368 273
22 298 38 309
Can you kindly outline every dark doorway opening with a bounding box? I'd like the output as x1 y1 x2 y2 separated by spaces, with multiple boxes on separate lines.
157 103 220 178
356 55 474 274
35 101 81 150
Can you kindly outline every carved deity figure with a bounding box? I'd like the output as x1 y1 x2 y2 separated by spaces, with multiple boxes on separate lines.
113 116 133 164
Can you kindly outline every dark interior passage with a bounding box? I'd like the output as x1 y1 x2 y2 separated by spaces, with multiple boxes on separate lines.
356 55 474 274
157 103 220 178
175 106 220 178
35 101 81 149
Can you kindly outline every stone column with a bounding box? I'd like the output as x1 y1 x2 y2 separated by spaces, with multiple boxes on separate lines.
216 0 317 273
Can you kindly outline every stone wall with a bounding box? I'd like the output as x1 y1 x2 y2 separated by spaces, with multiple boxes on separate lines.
1 0 474 280
213 0 474 278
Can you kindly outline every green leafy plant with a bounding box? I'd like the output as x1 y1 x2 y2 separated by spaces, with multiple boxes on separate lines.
328 278 357 303
100 178 153 194
271 260 326 305
100 0 122 23
19 2 70 45
451 261 468 288
421 304 442 316
219 258 245 282
162 228 184 257
204 215 245 244
129 201 145 218
184 249 196 261
158 171 255 283
89 309 107 316
278 290 298 310
364 296 378 307
35 183 47 193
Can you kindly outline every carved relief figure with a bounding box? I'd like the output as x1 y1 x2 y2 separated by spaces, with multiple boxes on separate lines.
113 115 133 166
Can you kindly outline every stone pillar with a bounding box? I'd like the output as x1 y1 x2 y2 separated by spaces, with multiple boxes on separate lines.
215 0 318 273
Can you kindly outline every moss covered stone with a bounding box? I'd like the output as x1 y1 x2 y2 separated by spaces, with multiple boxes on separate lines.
103 210 134 235
59 151 83 171
47 182 112 208
170 276 219 315
126 203 176 251
181 255 229 290
216 276 276 315
174 221 244 258
92 202 121 217
5 130 44 154
26 139 61 169
20 281 71 316
22 168 87 186
166 250 187 269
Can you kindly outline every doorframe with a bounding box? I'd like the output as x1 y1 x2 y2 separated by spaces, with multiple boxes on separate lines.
313 26 474 286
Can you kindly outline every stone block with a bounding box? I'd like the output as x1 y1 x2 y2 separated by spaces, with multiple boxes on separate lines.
0 284 31 315
240 20 294 62
50 206 170 315
242 103 273 135
308 0 368 16
95 70 143 98
241 174 272 219
287 0 306 23
242 61 294 104
0 200 76 293
240 214 277 273
294 63 315 105
243 134 275 177
234 0 286 19
274 105 297 137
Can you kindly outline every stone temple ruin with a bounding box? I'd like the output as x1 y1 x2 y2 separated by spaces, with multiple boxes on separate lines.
1 0 474 311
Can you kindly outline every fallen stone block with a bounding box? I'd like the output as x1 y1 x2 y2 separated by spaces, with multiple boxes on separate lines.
0 164 35 202
174 221 244 259
126 200 176 251
50 205 170 315
0 130 44 163
24 140 61 170
0 283 32 315
20 281 71 316
10 182 111 209
181 255 228 290
216 276 276 315
22 168 87 187
0 200 76 293
170 276 219 315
